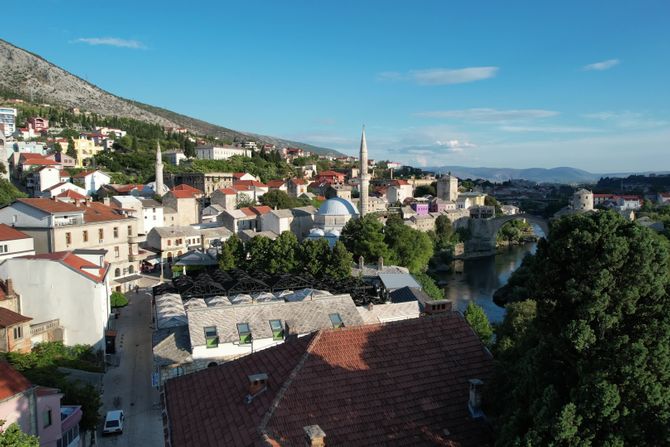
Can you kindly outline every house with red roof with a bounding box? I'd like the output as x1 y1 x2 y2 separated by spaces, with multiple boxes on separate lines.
163 187 202 227
0 308 32 353
40 181 88 200
163 313 494 447
233 172 258 182
71 170 111 195
0 224 35 261
0 199 143 292
233 180 269 202
316 170 346 184
265 179 288 193
0 249 111 349
287 178 308 197
0 363 83 446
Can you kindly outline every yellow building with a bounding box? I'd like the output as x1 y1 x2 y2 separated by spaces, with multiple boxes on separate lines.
73 138 103 167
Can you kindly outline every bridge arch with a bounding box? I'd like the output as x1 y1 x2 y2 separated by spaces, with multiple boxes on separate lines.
466 214 549 255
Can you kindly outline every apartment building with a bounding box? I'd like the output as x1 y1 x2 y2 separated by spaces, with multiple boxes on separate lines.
195 145 251 161
0 198 143 291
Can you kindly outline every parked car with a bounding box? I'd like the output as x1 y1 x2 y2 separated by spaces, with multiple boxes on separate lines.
102 410 124 435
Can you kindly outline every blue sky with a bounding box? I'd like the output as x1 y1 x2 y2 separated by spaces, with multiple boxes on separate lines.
3 0 669 172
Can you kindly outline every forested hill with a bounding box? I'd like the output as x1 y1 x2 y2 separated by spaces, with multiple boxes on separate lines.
0 38 343 156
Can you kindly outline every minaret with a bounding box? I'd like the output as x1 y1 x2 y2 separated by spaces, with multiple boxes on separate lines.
155 141 164 197
359 126 370 217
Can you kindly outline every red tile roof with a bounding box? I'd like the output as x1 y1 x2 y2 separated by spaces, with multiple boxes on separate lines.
16 198 81 214
319 170 345 177
0 363 32 401
233 172 250 179
169 190 199 199
20 154 59 166
165 314 494 447
216 188 237 195
20 251 109 283
235 180 268 188
108 184 143 193
172 184 203 194
290 178 306 185
391 179 410 186
81 202 127 222
72 170 96 178
56 190 88 200
266 180 286 188
249 205 272 215
0 308 32 328
0 224 31 241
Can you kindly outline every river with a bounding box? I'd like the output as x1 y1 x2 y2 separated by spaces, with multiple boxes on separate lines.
436 223 545 323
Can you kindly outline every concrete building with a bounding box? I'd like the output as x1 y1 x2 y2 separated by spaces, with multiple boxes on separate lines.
287 178 308 197
210 188 238 210
0 199 143 292
0 107 17 137
437 174 459 202
32 166 61 195
387 180 413 205
0 308 32 353
40 182 88 199
195 145 251 161
171 172 234 196
110 196 164 235
72 138 103 167
146 226 202 263
0 224 35 261
163 150 187 166
27 117 49 132
457 192 487 210
0 250 111 349
72 170 111 195
162 189 201 226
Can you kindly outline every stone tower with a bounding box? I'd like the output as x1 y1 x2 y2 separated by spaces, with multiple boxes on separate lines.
437 173 458 202
359 126 370 217
572 188 594 212
155 141 164 197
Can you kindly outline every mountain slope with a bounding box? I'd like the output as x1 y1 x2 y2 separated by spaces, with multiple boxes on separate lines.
428 165 601 183
0 38 343 156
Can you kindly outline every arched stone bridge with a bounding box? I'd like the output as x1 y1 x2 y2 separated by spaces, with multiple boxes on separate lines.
465 214 549 255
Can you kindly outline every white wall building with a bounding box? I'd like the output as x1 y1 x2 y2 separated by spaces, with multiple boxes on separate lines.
195 145 252 161
72 170 111 195
0 107 17 137
0 250 111 350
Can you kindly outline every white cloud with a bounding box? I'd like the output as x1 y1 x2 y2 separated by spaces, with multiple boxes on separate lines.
435 139 477 151
582 111 668 129
499 125 600 133
582 59 620 71
416 108 558 121
71 37 146 49
377 67 499 85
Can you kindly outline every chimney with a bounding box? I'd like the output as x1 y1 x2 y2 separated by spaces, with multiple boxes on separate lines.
245 373 268 403
358 255 364 270
468 379 485 419
303 425 326 447
5 279 14 297
103 197 110 206
377 256 384 271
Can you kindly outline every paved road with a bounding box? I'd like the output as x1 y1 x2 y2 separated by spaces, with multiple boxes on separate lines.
97 278 163 447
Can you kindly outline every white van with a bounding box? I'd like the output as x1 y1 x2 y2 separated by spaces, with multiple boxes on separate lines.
102 410 124 435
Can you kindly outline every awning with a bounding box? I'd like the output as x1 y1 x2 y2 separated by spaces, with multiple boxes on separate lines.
113 274 143 284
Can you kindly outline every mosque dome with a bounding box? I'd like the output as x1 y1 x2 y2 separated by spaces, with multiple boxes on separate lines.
317 197 359 216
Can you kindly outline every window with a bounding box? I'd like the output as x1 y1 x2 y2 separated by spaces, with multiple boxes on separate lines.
204 326 218 348
83 230 88 242
65 232 72 245
43 409 52 428
237 323 252 344
98 228 104 242
269 320 284 340
329 313 344 329
13 326 22 339
113 227 119 238
114 268 121 277
127 225 132 237
114 246 120 258
0 245 7 253
167 240 172 246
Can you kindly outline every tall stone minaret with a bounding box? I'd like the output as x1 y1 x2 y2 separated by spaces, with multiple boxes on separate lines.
155 141 164 196
359 126 370 217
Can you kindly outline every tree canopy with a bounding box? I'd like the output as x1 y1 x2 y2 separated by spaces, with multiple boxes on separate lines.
340 215 391 265
489 211 670 446
0 422 39 447
463 302 493 347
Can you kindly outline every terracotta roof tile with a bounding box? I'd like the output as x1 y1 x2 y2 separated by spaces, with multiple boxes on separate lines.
16 198 81 214
165 314 494 447
217 188 237 195
0 308 32 328
170 190 199 199
20 251 108 283
266 180 286 188
55 190 88 200
235 180 268 188
0 362 32 401
173 184 203 194
0 224 31 241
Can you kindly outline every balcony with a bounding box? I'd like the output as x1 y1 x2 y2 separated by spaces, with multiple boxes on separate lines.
129 249 151 262
128 234 145 244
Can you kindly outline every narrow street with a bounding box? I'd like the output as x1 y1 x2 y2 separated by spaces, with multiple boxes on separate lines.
97 277 163 447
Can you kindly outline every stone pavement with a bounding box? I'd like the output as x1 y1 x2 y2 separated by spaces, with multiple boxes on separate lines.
97 277 163 447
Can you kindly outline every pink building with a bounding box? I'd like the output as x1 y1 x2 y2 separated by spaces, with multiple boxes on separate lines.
28 117 49 133
0 363 83 447
410 201 430 216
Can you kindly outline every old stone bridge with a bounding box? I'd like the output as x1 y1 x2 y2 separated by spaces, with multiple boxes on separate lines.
464 214 549 255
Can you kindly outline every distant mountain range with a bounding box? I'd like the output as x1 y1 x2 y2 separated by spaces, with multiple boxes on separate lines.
426 165 670 184
0 38 344 157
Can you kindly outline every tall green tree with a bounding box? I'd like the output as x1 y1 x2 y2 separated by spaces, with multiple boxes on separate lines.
432 214 456 251
299 239 331 277
217 241 236 271
463 302 493 347
384 218 434 272
0 422 39 447
66 137 77 159
324 241 354 279
268 232 300 273
246 236 273 271
490 211 670 446
340 214 391 264
260 190 296 209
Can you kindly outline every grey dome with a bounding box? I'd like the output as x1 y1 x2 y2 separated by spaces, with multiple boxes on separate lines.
317 197 359 216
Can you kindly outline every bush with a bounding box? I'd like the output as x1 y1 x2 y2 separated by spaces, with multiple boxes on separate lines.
413 272 444 300
110 291 128 308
